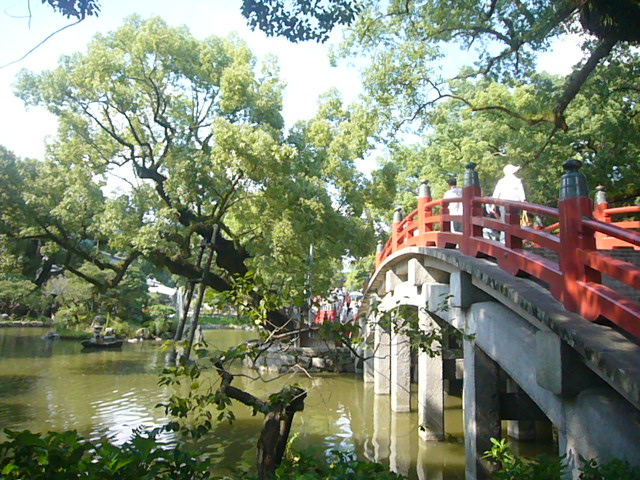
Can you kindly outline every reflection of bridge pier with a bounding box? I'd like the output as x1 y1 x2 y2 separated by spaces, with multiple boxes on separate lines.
372 393 390 465
390 410 413 476
361 161 640 479
418 310 444 441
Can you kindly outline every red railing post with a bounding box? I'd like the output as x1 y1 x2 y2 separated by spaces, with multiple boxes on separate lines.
417 180 432 238
391 207 403 254
558 159 601 312
462 162 482 256
376 240 384 266
593 185 610 222
593 185 610 249
504 204 523 250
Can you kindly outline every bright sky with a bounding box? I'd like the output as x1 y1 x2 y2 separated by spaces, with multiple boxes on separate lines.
0 0 362 160
0 1 582 165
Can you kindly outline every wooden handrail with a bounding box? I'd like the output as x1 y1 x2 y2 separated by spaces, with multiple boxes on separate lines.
582 218 640 247
605 206 640 216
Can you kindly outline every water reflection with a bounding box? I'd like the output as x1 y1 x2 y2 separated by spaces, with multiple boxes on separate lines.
362 390 465 479
0 327 470 479
0 375 40 398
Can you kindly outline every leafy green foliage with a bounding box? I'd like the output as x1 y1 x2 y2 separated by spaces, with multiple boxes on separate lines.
10 16 376 329
340 0 638 125
207 271 301 330
0 428 210 480
0 424 408 480
269 448 406 480
0 424 411 480
580 458 640 480
144 306 176 338
344 254 375 292
0 275 48 318
43 0 100 19
158 353 231 439
324 1 640 212
240 0 362 43
369 58 640 214
51 264 150 329
483 438 640 480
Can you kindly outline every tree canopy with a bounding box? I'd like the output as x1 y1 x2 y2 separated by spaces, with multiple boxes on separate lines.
19 1 640 291
327 1 640 212
36 1 640 137
338 0 638 131
378 58 640 211
8 16 376 329
43 0 101 19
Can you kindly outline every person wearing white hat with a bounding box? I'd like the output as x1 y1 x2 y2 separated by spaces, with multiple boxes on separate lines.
491 164 526 241
493 164 526 201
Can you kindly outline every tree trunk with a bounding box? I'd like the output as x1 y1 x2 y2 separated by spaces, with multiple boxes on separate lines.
256 387 306 480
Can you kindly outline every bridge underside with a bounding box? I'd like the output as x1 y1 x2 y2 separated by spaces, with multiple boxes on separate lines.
361 247 640 479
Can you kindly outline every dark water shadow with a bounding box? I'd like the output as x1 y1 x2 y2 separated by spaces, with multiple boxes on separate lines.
188 417 262 476
68 359 164 376
0 374 40 398
0 401 34 427
0 332 55 358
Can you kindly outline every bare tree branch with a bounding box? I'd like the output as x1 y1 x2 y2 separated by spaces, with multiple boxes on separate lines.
0 18 84 69
553 37 618 130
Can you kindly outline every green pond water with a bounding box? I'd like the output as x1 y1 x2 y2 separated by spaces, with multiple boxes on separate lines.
0 327 553 478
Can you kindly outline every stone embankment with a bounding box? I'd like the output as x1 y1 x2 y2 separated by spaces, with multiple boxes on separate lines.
243 345 354 374
0 316 51 328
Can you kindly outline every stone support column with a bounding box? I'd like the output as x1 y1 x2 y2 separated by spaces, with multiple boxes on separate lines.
374 322 391 395
363 313 376 383
464 340 501 480
418 310 444 440
506 379 536 441
391 317 412 412
363 343 375 383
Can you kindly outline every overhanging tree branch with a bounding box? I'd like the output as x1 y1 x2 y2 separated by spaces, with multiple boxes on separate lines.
553 37 618 130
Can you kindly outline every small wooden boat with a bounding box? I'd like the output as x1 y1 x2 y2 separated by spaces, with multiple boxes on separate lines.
81 335 124 349
81 315 123 349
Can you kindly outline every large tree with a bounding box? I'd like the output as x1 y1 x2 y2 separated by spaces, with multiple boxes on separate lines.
11 16 375 329
325 1 639 215
36 1 639 134
337 1 638 133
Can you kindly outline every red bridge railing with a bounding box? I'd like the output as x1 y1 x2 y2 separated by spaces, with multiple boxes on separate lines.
374 160 640 340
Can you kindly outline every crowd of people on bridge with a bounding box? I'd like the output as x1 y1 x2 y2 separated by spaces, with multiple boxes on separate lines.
312 287 362 325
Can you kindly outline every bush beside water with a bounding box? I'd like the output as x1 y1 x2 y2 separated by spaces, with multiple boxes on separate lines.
2 429 639 480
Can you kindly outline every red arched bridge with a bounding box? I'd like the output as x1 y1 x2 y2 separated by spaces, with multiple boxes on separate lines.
359 159 640 479
374 159 640 340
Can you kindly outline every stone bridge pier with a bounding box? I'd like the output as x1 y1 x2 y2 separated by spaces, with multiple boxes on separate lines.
361 249 640 480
